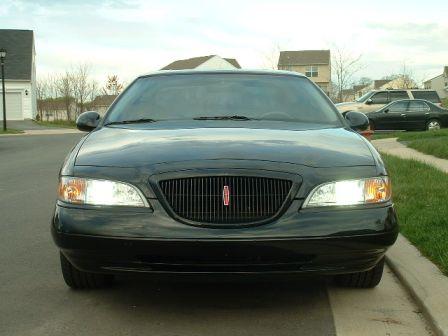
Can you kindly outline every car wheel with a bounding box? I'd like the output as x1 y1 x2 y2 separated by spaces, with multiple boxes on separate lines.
426 119 441 131
60 252 113 289
335 257 384 288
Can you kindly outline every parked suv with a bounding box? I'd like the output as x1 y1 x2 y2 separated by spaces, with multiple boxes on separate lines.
336 89 442 114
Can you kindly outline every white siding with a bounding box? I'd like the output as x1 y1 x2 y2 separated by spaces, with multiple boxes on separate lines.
30 40 37 118
196 56 237 70
426 75 448 99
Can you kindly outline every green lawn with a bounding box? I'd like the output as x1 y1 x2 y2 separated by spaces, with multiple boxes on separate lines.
407 137 448 159
0 128 24 134
383 154 448 275
35 120 77 128
373 128 448 159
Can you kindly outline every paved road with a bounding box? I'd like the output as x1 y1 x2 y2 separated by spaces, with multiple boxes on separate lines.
0 134 433 336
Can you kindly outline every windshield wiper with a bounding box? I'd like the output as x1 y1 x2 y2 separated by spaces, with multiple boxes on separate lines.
105 118 157 126
193 115 254 121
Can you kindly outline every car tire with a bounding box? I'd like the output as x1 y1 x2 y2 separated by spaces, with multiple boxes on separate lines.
60 252 113 289
335 257 384 288
426 119 441 131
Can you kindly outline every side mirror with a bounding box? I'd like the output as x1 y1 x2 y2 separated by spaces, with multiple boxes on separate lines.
76 111 100 132
345 111 369 132
384 108 389 113
365 98 373 105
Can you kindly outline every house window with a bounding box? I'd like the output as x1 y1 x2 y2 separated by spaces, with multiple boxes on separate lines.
305 66 318 77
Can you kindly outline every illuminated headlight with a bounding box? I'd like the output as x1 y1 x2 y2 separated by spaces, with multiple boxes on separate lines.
303 177 391 208
58 177 148 207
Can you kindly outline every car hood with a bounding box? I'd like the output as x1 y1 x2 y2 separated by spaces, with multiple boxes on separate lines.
75 125 375 168
336 102 358 106
335 102 359 110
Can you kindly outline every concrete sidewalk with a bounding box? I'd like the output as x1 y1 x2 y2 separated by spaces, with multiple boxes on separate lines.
1 120 82 136
372 138 448 173
387 235 448 336
8 120 57 130
373 137 448 335
0 128 82 136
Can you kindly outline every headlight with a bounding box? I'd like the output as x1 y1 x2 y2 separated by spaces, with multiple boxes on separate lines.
303 177 391 208
58 177 148 207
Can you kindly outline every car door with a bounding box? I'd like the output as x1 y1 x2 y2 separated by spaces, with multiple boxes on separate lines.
373 101 409 130
404 101 431 130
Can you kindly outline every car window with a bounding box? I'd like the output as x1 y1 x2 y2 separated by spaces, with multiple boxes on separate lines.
105 74 343 126
388 101 408 112
356 91 373 102
408 101 430 112
389 91 409 101
370 92 388 104
411 91 441 103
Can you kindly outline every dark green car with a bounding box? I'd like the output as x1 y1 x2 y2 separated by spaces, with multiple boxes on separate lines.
52 70 398 290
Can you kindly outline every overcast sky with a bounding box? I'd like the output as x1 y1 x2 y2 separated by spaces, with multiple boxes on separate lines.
1 0 447 85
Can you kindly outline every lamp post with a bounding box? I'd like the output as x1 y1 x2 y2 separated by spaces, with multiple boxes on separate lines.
0 48 6 131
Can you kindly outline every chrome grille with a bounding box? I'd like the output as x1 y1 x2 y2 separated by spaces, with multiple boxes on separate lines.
159 176 292 225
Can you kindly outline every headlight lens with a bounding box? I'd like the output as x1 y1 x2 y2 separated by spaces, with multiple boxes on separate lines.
304 177 391 208
58 177 148 207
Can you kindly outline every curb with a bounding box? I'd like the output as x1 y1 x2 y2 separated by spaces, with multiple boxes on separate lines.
386 234 448 336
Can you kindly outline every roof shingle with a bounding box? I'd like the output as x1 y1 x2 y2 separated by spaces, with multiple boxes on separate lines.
278 50 330 66
161 55 241 70
0 29 34 80
373 79 391 89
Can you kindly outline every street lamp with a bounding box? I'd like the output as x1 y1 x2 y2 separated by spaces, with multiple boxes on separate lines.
0 48 6 131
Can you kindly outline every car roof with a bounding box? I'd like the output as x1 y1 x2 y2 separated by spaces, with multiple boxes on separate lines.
138 69 307 78
369 89 436 92
386 99 434 104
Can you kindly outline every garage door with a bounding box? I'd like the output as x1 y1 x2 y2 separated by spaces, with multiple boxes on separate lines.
0 92 23 120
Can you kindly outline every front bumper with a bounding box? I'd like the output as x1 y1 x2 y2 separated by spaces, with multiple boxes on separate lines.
52 202 398 275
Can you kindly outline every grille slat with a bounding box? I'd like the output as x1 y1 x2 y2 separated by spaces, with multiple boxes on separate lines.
159 176 292 225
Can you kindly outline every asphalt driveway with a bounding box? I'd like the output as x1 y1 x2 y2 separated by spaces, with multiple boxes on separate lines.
0 133 433 336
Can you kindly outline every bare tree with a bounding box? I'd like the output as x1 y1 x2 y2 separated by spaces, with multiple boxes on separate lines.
102 75 124 95
36 78 49 120
331 47 363 103
261 43 282 70
382 63 418 89
398 63 417 89
72 64 94 116
55 71 75 121
357 77 373 86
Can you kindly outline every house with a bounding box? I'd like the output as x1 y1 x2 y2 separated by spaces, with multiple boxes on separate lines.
0 29 37 120
277 50 331 95
355 80 392 98
38 97 77 121
381 76 417 90
424 67 448 99
87 94 117 116
161 55 241 70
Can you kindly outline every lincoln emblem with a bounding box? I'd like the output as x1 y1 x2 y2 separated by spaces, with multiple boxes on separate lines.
222 185 230 206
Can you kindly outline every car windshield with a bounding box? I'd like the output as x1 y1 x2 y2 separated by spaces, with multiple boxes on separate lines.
105 73 342 127
355 91 373 102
